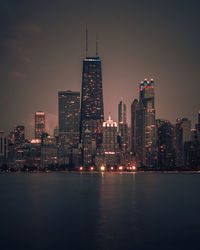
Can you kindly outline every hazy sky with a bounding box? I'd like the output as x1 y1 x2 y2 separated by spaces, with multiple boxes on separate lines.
0 0 200 138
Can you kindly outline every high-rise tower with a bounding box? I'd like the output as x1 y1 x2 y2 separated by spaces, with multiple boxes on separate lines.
118 97 128 151
58 90 80 147
80 31 104 166
135 78 156 167
131 99 139 154
176 117 191 167
80 57 104 138
157 119 176 169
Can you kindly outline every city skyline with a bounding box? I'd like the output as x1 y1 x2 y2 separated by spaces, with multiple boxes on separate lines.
1 0 200 138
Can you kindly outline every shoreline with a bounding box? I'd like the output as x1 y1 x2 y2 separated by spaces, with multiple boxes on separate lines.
1 170 200 174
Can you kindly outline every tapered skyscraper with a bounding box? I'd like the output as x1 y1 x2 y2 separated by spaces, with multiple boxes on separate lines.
80 30 104 166
80 57 104 133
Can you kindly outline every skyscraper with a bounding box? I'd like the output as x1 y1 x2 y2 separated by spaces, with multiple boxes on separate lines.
176 118 191 167
118 97 128 151
94 114 120 168
80 57 104 140
131 99 139 154
35 112 45 140
157 119 176 169
58 90 80 147
102 114 118 154
134 78 156 167
80 36 104 166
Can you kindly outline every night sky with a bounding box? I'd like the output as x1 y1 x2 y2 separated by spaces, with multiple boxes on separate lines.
1 0 200 138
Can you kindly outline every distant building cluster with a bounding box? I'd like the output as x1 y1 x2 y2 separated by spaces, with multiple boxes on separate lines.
1 48 200 171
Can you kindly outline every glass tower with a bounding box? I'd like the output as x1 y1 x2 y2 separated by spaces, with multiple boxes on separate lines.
80 57 104 166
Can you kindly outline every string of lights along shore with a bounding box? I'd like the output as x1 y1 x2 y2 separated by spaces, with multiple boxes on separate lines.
0 29 200 172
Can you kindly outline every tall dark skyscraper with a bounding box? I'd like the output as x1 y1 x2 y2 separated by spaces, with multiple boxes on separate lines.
58 90 80 147
80 57 104 139
79 32 104 166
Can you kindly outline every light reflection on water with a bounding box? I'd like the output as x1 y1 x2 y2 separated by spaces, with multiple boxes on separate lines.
0 173 200 250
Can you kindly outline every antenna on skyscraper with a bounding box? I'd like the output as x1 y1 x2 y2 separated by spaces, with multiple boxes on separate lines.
96 33 99 57
86 24 88 58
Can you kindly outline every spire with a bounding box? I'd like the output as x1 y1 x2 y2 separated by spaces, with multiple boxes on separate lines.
86 24 88 58
96 33 98 57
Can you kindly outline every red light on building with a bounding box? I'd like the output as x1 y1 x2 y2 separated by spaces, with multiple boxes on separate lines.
79 166 83 171
90 166 94 171
110 166 114 171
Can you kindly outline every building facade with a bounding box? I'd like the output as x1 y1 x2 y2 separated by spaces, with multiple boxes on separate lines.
58 90 80 147
157 119 176 168
14 125 25 146
176 118 191 167
35 112 45 140
95 114 120 168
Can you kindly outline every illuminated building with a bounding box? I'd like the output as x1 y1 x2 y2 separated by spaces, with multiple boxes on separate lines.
14 125 25 145
80 57 104 143
82 128 96 167
79 32 104 166
41 135 57 168
58 90 80 147
134 79 156 167
102 114 118 153
118 97 128 151
176 118 191 167
95 114 120 167
35 112 45 140
157 119 176 168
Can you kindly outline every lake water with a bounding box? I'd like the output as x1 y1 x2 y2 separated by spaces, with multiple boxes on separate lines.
0 172 200 250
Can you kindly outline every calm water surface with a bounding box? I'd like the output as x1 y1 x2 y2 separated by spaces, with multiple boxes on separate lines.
0 173 200 250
